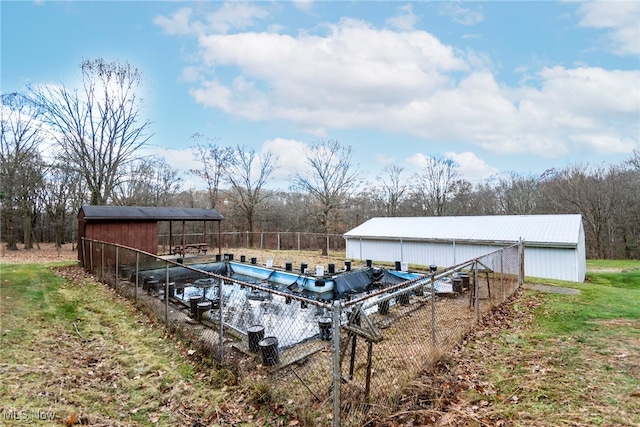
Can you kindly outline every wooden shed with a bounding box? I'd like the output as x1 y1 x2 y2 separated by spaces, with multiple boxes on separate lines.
77 205 224 266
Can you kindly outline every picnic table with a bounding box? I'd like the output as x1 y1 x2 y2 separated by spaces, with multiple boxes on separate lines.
171 243 209 255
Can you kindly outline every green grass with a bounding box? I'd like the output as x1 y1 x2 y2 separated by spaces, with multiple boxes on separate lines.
587 258 640 271
458 261 640 426
0 262 235 426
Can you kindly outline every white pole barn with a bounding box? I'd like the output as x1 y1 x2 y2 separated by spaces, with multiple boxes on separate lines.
343 214 586 282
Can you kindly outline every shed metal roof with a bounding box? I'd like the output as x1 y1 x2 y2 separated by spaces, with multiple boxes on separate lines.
343 215 583 247
79 205 224 221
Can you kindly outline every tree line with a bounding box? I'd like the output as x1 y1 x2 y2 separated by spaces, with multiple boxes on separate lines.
2 59 639 259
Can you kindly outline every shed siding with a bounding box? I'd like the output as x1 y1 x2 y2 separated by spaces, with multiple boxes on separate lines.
81 221 157 266
524 247 581 282
347 239 504 269
575 221 586 282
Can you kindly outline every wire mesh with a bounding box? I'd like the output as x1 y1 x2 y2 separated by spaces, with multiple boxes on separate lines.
81 238 522 426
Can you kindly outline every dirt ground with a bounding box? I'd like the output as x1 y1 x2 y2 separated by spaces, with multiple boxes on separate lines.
0 243 356 268
0 243 79 264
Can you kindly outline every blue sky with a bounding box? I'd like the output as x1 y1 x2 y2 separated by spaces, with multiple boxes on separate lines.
2 1 639 189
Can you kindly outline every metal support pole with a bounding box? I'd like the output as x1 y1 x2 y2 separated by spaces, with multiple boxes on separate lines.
474 262 480 321
165 263 169 325
430 275 436 344
135 252 139 301
277 232 280 251
518 240 525 288
101 243 105 282
89 240 93 273
332 300 341 427
297 232 301 252
115 246 119 290
219 279 224 361
500 250 505 302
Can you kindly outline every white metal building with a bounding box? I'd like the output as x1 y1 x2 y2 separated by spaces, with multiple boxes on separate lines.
344 214 586 282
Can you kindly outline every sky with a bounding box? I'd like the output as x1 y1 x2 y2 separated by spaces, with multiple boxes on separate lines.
2 0 639 189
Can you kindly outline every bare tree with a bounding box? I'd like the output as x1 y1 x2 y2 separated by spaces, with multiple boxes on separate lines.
189 134 232 209
1 92 46 250
40 162 78 248
495 171 541 214
225 146 278 247
30 58 152 205
291 139 361 253
374 164 408 216
112 157 183 206
448 179 498 216
544 163 621 258
616 150 640 259
414 154 460 216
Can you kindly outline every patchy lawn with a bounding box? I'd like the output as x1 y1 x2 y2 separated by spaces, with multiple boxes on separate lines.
0 262 296 426
2 247 639 426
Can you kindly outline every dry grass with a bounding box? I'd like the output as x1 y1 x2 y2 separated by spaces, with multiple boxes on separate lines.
0 242 78 264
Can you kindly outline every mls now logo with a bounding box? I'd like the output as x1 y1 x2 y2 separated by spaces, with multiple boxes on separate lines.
2 409 56 421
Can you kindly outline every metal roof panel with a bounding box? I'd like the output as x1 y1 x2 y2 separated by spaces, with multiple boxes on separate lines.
79 205 224 221
343 215 583 246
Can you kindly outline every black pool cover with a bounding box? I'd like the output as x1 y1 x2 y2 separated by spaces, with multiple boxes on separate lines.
333 268 409 294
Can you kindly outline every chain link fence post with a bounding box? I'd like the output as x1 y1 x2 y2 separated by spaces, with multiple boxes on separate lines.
135 252 139 301
474 261 480 322
519 239 525 287
165 263 170 325
431 275 437 345
101 242 105 281
332 300 341 427
115 246 119 291
219 278 224 362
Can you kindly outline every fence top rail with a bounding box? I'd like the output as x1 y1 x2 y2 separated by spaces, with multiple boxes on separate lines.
218 231 345 237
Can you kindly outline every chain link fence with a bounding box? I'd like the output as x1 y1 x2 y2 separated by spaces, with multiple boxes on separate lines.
80 238 522 426
159 231 346 255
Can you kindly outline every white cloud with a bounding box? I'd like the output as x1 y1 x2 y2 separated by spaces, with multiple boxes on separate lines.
261 137 308 181
444 151 499 183
405 151 497 183
374 153 397 165
157 7 639 160
142 146 200 172
386 4 419 31
154 2 269 36
406 152 430 169
154 7 196 36
190 17 468 130
438 3 484 26
292 0 314 13
576 0 640 55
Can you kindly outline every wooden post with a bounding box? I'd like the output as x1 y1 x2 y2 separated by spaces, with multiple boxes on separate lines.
181 220 186 257
364 340 373 403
